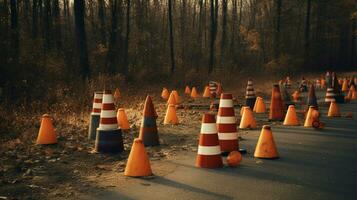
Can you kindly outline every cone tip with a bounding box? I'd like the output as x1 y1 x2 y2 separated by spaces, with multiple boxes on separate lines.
42 114 51 118
263 125 271 130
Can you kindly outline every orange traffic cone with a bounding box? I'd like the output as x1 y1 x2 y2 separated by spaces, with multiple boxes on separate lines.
253 97 266 113
350 85 357 100
196 113 223 168
292 90 300 103
304 106 319 127
161 88 170 100
341 79 349 92
114 88 121 102
254 125 279 159
269 84 285 121
217 93 239 153
327 101 341 117
239 107 257 129
167 91 177 105
283 105 299 126
117 108 130 130
124 138 153 177
185 86 191 95
321 78 326 88
139 96 159 146
36 114 57 145
203 86 211 98
191 87 199 98
172 90 180 103
164 104 179 125
240 106 248 116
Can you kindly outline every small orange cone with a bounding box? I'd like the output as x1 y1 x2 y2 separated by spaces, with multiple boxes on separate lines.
196 113 223 168
164 104 179 125
304 106 319 127
254 125 279 159
124 138 153 177
185 86 191 95
269 84 284 121
239 107 257 129
203 86 211 98
341 79 349 92
161 88 170 100
191 87 199 98
283 105 299 126
167 91 177 105
114 88 121 102
253 97 266 113
350 85 357 100
292 90 300 103
172 90 180 103
327 101 341 117
36 114 57 145
117 108 130 130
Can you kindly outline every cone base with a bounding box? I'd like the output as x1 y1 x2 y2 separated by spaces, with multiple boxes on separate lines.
196 155 223 169
95 129 124 154
36 140 57 145
88 114 100 140
254 155 279 159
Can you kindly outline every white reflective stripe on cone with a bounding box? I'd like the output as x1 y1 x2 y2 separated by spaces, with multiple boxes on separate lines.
93 102 102 109
94 94 103 99
219 99 233 107
218 132 238 140
216 116 236 124
200 123 217 134
98 124 118 130
197 145 221 155
102 95 115 104
325 98 335 102
100 110 117 118
91 112 101 116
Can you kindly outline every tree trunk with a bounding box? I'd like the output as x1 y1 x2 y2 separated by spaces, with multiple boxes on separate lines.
168 0 176 74
32 0 38 38
10 0 19 63
304 0 311 52
53 0 62 51
221 0 227 63
123 0 131 76
98 0 106 46
274 0 282 60
74 0 91 78
208 0 216 74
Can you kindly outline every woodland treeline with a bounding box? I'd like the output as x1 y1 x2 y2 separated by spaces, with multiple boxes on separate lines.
0 0 356 99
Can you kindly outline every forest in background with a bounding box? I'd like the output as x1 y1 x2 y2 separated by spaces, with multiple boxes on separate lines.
0 0 356 102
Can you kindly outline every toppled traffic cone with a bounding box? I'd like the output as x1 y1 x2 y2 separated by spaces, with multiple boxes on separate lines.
239 107 257 129
254 125 279 159
196 113 223 168
227 151 242 167
114 88 121 103
269 84 285 121
167 91 177 105
217 93 239 153
139 96 160 146
325 87 336 103
164 104 179 125
117 108 130 130
292 90 301 103
327 101 341 117
161 88 170 100
245 79 256 109
88 91 103 140
36 114 57 145
185 86 191 95
283 105 299 126
203 86 211 98
342 79 349 92
307 84 318 108
95 90 124 154
124 138 153 177
172 90 180 103
191 87 199 98
253 97 266 113
304 106 319 127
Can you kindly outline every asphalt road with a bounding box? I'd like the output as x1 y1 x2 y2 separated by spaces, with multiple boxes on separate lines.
96 97 357 200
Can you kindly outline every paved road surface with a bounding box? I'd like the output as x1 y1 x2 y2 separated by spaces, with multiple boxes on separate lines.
96 100 357 200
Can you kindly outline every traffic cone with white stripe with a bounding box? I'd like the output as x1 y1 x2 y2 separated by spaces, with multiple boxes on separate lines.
239 107 257 129
161 88 169 100
325 87 336 104
95 90 124 153
254 125 279 159
253 97 266 113
283 105 299 126
269 84 284 121
117 108 130 130
139 96 160 146
209 81 218 98
245 79 256 109
217 93 239 153
196 113 223 168
36 114 57 145
88 91 103 140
